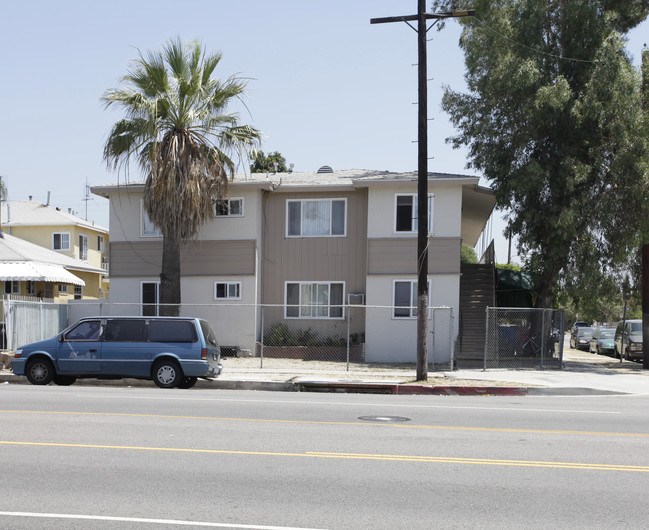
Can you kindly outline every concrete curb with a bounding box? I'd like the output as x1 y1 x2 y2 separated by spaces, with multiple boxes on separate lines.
0 372 629 396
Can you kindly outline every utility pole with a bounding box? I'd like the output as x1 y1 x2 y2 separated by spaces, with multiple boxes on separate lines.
371 2 474 381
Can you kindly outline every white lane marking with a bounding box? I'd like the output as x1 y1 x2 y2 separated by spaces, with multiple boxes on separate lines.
0 511 326 529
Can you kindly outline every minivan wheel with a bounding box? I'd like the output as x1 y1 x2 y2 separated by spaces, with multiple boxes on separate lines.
178 376 198 389
53 375 77 386
26 358 55 385
152 360 182 388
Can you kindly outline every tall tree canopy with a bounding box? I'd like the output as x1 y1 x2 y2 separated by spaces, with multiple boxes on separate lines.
250 150 289 173
103 38 261 310
433 0 649 307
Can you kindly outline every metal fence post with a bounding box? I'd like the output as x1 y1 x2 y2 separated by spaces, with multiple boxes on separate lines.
483 307 489 371
450 307 455 371
430 307 436 369
260 304 264 369
346 304 351 372
540 309 546 370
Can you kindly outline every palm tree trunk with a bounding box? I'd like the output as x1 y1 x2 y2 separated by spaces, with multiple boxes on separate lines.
159 232 181 316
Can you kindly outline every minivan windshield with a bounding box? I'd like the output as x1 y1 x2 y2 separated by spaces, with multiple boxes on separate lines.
577 328 593 337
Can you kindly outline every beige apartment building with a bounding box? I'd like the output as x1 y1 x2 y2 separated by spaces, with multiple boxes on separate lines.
92 168 494 363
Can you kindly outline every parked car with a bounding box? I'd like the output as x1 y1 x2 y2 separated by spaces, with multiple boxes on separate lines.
589 328 615 356
614 319 643 361
12 316 222 388
570 326 594 350
570 328 595 350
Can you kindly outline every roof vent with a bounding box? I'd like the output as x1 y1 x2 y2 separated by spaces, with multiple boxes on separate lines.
317 165 333 174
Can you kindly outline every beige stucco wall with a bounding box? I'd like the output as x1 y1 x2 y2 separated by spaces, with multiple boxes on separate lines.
363 274 459 364
366 184 462 239
108 187 263 243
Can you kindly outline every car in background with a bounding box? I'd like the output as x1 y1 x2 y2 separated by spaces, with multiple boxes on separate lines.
12 316 223 388
570 326 594 350
589 328 615 356
571 326 594 351
570 321 590 335
614 319 643 361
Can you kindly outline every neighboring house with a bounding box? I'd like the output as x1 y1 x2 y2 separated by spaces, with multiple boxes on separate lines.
91 168 495 363
0 231 106 301
1 200 109 299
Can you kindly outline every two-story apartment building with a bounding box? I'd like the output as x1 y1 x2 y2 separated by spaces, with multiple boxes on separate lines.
92 168 494 363
1 200 109 299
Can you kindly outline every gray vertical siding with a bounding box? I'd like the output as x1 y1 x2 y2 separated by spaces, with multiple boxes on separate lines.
109 240 256 277
261 189 368 304
367 237 461 275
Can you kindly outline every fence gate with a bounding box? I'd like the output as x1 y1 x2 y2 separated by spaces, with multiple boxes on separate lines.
484 307 564 369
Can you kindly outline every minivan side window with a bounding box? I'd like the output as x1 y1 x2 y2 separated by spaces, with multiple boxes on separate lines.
103 320 148 342
65 320 101 341
149 320 197 343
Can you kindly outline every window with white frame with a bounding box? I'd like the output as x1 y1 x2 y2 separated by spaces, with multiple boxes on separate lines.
4 281 20 295
73 285 83 300
141 201 162 237
395 194 434 233
78 234 88 260
98 235 105 253
214 281 241 300
285 281 344 319
215 198 244 217
393 279 432 318
58 285 68 294
26 281 36 296
53 232 70 251
287 199 346 237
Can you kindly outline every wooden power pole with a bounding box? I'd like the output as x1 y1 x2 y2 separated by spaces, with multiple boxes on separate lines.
371 2 474 381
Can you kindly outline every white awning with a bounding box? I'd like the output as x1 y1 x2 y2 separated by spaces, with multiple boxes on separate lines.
0 262 85 286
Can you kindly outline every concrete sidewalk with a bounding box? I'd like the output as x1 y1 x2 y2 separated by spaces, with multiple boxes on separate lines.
2 348 648 395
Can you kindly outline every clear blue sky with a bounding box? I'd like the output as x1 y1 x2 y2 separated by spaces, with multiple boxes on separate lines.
2 1 648 264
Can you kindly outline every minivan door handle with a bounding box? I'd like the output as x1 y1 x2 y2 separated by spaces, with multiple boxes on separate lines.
89 349 97 352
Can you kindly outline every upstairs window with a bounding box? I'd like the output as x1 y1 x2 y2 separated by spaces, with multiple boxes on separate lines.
78 234 88 261
215 198 244 217
141 201 162 237
98 235 105 253
53 232 70 251
395 194 434 233
287 199 346 237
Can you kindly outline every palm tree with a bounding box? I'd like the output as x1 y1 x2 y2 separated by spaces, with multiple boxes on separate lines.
102 38 261 314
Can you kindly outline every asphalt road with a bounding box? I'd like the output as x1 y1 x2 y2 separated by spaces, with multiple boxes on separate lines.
1 385 649 529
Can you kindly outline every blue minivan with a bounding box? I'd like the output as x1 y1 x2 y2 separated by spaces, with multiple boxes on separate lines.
12 316 223 388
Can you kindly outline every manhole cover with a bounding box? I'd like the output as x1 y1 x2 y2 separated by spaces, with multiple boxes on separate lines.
358 415 411 423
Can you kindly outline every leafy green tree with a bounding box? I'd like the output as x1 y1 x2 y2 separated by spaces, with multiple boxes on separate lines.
103 38 261 312
433 0 649 307
250 150 288 173
461 245 478 264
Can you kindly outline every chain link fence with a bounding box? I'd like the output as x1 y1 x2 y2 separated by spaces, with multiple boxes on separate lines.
484 307 564 369
2 299 456 373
